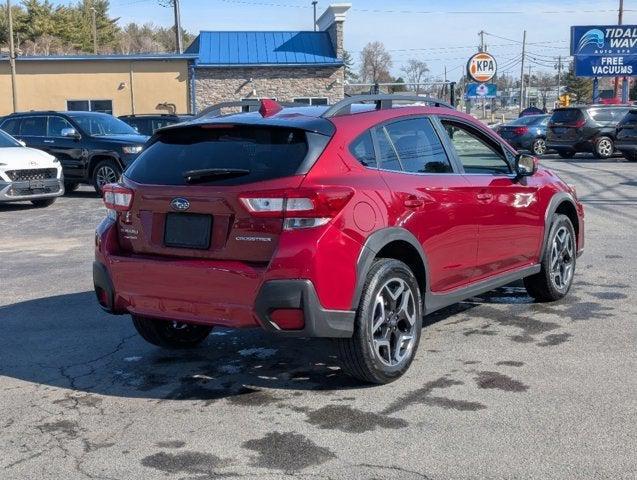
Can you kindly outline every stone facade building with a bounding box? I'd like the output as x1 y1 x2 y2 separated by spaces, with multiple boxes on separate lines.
187 4 351 112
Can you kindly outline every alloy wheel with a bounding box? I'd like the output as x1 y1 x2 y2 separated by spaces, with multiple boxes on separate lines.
550 226 574 291
597 138 613 157
370 277 417 367
96 166 119 188
533 138 547 155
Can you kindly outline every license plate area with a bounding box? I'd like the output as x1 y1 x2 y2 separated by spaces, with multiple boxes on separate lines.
29 180 46 189
164 213 212 250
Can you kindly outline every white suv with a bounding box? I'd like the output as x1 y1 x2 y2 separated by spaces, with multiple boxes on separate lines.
0 129 63 207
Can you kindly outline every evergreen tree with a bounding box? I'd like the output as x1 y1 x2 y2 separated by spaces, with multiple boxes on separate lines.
564 62 593 104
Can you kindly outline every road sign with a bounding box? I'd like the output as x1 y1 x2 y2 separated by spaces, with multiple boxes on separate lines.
465 83 497 99
467 52 497 83
571 25 637 77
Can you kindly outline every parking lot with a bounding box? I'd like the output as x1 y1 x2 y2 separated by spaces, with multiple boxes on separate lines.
1 154 635 479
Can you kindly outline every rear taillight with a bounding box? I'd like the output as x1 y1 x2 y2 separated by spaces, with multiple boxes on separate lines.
239 186 354 230
102 184 133 212
573 118 586 128
513 126 529 135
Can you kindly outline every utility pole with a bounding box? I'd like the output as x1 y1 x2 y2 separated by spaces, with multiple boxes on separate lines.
312 1 317 31
173 0 183 54
527 65 532 107
519 30 526 113
7 0 18 112
615 0 624 99
478 30 486 52
556 55 563 107
91 6 97 54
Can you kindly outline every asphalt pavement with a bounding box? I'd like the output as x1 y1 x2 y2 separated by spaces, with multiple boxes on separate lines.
1 154 636 479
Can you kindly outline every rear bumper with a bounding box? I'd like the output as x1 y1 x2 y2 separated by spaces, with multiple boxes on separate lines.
546 139 594 152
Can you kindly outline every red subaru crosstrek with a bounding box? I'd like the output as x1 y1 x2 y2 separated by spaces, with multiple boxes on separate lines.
94 96 584 384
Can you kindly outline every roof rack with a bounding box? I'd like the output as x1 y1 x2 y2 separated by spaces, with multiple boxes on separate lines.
321 94 453 118
195 99 304 119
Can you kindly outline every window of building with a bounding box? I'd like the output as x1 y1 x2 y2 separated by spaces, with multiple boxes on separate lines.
294 98 329 106
441 120 511 175
67 100 113 114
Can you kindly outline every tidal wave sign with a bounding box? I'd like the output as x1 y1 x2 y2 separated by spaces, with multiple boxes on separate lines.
571 25 637 77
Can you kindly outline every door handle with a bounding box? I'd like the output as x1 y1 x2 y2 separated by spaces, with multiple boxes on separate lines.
403 196 424 208
43 140 54 144
476 193 493 202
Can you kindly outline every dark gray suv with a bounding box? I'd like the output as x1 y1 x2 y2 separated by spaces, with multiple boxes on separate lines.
546 105 629 159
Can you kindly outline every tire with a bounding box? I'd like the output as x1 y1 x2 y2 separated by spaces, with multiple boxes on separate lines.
531 137 547 156
557 150 576 159
337 258 423 384
524 214 576 302
622 151 637 162
92 159 121 194
31 198 56 208
64 182 80 193
594 136 614 159
131 315 213 349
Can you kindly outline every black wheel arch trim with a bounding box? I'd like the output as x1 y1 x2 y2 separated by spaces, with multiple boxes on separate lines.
352 227 430 310
540 192 579 261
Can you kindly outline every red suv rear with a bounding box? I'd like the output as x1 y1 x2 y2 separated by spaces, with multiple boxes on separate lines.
94 96 584 384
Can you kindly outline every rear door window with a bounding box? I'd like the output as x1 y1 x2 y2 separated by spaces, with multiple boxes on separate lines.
20 116 47 136
125 125 310 186
383 118 453 174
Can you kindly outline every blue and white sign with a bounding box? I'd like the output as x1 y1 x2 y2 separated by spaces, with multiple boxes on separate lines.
571 25 637 56
571 25 637 77
465 83 497 99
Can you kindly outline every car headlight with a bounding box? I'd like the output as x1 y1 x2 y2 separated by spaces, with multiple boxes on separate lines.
122 145 143 154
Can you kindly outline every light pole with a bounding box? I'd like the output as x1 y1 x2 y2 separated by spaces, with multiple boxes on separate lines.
173 0 183 54
91 6 97 54
7 0 18 112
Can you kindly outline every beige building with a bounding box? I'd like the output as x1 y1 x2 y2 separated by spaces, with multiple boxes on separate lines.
0 54 194 117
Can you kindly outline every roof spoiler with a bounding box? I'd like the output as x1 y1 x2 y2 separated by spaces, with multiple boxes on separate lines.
320 94 453 118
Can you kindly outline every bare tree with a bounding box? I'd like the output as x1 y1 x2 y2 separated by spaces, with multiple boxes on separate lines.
359 41 393 84
401 59 429 94
537 72 556 111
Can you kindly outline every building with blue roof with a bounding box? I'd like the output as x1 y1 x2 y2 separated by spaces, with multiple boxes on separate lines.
0 4 350 116
187 4 350 112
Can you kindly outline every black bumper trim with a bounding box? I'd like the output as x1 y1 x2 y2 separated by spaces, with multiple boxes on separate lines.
93 261 120 314
254 280 355 338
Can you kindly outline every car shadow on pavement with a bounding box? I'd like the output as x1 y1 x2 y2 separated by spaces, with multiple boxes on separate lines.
0 286 532 402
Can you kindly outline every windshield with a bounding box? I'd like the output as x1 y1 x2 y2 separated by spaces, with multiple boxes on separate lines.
0 129 21 148
67 113 138 136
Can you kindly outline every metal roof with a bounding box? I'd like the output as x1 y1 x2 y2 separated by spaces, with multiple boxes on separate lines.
188 31 342 67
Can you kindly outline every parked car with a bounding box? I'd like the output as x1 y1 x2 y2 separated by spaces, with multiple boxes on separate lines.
546 105 630 159
0 128 63 207
94 96 584 384
495 114 550 155
119 114 193 137
614 109 637 162
0 111 149 193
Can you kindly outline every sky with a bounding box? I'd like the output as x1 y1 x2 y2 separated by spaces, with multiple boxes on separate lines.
64 0 637 80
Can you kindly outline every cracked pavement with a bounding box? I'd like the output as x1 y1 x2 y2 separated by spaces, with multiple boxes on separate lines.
1 155 636 479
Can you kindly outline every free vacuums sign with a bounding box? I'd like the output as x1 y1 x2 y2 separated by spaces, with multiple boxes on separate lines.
571 25 637 77
467 52 497 83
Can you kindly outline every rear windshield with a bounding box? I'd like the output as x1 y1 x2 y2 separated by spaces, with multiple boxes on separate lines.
550 109 583 124
125 125 309 186
511 115 549 126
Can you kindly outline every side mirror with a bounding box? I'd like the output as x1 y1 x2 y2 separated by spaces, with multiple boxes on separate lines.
61 127 80 139
515 153 538 178
18 140 26 147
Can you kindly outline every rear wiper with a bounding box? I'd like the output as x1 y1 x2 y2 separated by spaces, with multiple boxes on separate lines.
183 168 250 184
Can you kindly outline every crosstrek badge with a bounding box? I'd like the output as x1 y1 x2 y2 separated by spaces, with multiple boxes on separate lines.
467 52 497 83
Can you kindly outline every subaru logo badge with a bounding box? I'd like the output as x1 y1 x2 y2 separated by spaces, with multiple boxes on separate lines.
170 198 190 211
